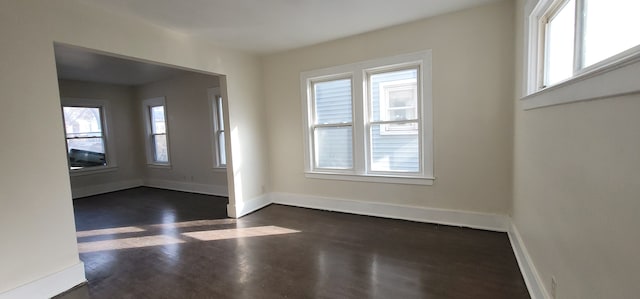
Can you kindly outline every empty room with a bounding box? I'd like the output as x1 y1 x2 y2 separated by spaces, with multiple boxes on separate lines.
1 0 638 298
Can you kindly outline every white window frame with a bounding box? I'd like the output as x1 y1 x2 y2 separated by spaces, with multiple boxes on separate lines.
142 97 171 167
208 87 226 169
61 97 117 176
308 75 355 173
301 51 434 185
522 0 640 110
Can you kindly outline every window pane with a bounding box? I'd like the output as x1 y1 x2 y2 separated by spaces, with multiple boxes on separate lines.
217 97 225 130
371 124 419 172
218 131 226 165
314 79 352 124
153 134 168 163
150 106 166 134
63 107 102 138
583 0 640 67
315 126 352 169
67 138 106 167
545 0 575 85
370 69 418 122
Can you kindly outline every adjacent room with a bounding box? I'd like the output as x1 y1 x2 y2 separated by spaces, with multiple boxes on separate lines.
1 0 638 298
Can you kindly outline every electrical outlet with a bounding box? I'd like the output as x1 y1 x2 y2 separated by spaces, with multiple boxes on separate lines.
551 276 557 299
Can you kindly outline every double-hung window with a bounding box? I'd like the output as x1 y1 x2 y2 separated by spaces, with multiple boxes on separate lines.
529 0 640 93
61 98 116 173
143 97 170 166
208 88 226 168
301 51 433 185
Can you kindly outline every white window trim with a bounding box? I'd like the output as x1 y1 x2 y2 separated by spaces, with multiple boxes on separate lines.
142 97 171 167
300 51 434 185
208 87 226 170
61 97 118 175
521 0 640 110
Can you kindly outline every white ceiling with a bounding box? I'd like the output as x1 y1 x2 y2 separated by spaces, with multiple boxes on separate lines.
78 0 499 54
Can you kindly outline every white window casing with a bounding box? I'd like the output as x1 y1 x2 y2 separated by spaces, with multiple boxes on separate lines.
61 97 118 176
142 97 171 167
301 51 434 185
208 87 227 169
522 0 640 110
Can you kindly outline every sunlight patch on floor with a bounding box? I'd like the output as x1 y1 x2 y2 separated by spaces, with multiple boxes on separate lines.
182 225 300 241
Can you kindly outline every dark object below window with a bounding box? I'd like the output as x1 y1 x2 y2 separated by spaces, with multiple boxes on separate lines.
69 149 106 168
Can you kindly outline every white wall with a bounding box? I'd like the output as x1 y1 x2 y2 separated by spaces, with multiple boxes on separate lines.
58 79 144 197
0 0 266 294
136 72 228 196
262 0 515 214
512 0 640 297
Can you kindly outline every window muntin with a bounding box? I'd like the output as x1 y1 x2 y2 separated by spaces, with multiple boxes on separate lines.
311 78 354 170
538 0 640 89
301 51 433 183
143 97 170 166
62 106 107 169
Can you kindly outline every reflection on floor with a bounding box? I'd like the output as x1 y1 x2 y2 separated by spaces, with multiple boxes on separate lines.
56 187 529 299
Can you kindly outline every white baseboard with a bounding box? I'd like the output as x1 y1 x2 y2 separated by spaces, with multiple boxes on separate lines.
269 192 508 232
143 179 228 197
0 262 85 299
71 179 143 199
227 193 271 218
508 222 549 299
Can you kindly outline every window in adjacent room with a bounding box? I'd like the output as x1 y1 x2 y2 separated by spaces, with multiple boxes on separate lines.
62 103 109 170
143 97 170 166
301 51 433 185
536 0 640 88
208 88 226 168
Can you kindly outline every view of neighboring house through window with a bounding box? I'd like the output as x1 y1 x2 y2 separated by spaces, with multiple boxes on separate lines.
143 97 170 165
62 106 107 169
312 78 353 169
369 68 419 172
301 51 433 185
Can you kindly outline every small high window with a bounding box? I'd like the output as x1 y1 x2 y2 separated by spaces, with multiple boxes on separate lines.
536 0 640 88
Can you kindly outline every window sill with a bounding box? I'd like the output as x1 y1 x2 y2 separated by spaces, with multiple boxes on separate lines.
69 165 118 176
521 50 640 110
147 163 171 169
212 167 227 173
305 172 434 186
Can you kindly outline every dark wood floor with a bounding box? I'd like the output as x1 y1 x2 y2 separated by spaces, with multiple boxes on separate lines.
56 187 529 299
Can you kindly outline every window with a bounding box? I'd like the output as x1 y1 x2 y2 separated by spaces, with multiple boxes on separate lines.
63 106 106 169
208 88 226 168
535 0 640 88
142 97 170 166
301 51 433 185
61 98 116 173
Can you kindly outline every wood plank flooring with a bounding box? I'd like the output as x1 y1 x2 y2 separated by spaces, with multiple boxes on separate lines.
56 187 529 299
